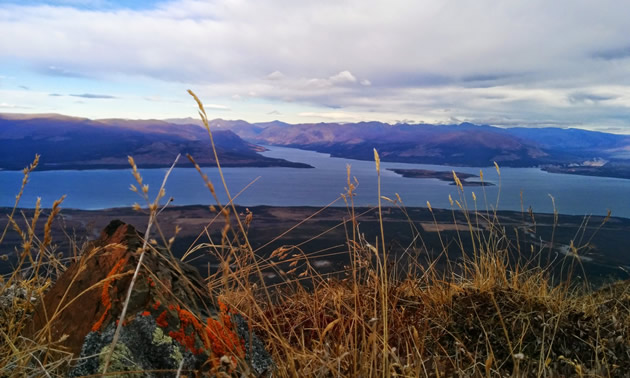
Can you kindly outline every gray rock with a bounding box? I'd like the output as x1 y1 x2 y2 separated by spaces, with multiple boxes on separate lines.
70 312 194 377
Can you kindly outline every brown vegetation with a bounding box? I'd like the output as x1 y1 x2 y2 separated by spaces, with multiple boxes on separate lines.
1 92 629 377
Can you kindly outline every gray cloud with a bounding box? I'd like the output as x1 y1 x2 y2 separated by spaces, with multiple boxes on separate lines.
592 45 630 61
568 92 617 104
42 66 86 78
69 93 117 99
2 0 630 129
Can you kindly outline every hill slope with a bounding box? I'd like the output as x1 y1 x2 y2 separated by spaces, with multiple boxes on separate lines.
0 114 311 170
201 118 630 177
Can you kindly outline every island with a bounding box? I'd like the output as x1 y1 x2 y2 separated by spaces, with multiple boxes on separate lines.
387 168 494 186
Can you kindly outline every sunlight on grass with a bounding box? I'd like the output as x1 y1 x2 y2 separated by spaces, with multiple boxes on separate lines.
0 92 628 377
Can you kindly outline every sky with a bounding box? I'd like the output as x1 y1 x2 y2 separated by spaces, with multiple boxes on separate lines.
1 0 630 132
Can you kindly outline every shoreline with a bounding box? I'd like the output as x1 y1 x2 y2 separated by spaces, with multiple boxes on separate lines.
285 145 630 181
1 203 625 220
2 204 629 281
0 160 314 172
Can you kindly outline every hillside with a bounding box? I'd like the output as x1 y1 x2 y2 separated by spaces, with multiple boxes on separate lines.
196 118 630 176
6 113 630 178
0 114 311 170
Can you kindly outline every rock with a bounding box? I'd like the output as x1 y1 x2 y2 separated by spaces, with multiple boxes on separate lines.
0 284 38 310
0 283 39 344
26 220 273 376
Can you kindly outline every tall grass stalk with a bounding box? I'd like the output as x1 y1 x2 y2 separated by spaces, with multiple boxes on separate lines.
101 153 180 374
3 94 628 377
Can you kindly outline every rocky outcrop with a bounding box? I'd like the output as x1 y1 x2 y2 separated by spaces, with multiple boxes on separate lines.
26 220 272 376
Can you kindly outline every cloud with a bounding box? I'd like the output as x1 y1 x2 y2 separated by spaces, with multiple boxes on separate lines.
4 1 630 88
462 73 518 83
265 71 284 80
0 102 30 109
2 1 630 129
204 103 230 110
267 110 280 115
43 66 86 78
329 70 357 85
143 95 185 103
568 92 617 104
70 93 117 99
592 45 630 60
395 119 416 124
298 111 360 120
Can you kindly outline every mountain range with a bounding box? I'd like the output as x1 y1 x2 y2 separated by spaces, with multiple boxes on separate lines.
216 120 630 165
4 113 630 179
168 118 630 176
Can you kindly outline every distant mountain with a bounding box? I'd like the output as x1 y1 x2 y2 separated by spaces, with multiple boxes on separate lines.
0 114 311 170
5 113 630 178
247 121 550 167
166 118 264 140
230 120 630 168
197 118 630 178
253 120 292 128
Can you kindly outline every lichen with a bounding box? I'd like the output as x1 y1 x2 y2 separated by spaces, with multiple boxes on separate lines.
156 309 168 327
152 327 183 364
98 343 142 378
168 304 206 355
92 257 128 332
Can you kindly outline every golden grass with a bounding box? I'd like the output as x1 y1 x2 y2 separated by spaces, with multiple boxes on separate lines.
1 91 628 377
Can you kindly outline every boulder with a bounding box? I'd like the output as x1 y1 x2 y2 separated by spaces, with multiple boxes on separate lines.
26 220 272 376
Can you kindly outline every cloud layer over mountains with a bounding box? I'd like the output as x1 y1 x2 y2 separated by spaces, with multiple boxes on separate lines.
1 0 630 129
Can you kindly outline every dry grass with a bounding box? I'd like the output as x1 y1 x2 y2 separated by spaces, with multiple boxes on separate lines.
1 91 629 377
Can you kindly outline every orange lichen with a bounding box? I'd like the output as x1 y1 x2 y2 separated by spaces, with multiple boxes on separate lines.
153 301 161 310
91 257 128 332
147 276 156 288
141 311 151 317
217 299 238 315
212 301 245 357
205 316 244 357
156 310 169 328
218 300 228 313
167 302 245 360
169 305 206 355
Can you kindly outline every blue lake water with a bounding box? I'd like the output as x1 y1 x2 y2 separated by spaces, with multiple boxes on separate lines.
2 146 630 218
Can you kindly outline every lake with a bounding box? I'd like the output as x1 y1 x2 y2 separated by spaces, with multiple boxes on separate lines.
2 146 630 217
